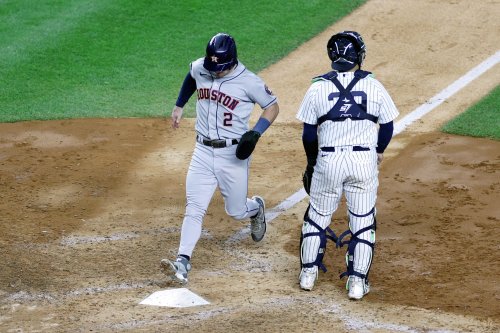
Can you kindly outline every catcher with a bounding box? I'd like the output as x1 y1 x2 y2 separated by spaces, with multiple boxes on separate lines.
297 31 399 299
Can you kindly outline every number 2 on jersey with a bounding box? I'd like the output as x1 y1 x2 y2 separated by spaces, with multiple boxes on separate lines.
223 112 233 126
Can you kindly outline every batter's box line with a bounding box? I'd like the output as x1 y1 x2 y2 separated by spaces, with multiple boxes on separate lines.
59 227 213 246
58 188 306 247
5 280 162 304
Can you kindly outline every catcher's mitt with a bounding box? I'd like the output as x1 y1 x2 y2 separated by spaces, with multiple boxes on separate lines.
302 165 314 195
236 130 260 160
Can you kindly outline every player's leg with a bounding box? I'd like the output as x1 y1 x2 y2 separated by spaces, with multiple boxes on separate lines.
299 206 335 290
299 152 344 290
343 150 378 299
215 146 264 241
161 145 217 283
216 147 259 219
179 145 219 256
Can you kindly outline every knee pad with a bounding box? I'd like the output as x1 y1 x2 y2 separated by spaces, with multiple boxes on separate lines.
338 207 377 281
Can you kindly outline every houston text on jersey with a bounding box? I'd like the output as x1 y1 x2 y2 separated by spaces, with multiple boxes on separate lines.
197 88 240 110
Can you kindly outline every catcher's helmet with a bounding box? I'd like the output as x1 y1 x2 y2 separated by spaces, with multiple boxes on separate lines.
327 31 366 72
203 33 238 72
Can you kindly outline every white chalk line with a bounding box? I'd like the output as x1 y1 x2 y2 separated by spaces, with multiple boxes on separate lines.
6 280 160 303
6 282 466 333
323 303 459 333
59 227 213 246
255 49 500 229
58 188 307 246
91 295 462 333
93 307 233 332
394 50 500 135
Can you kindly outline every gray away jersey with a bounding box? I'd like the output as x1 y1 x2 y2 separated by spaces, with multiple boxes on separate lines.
190 58 277 140
296 72 399 148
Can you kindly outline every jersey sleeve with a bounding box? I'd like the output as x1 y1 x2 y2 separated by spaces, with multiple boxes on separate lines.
189 58 205 80
245 73 277 109
375 80 399 124
296 83 320 125
175 72 197 107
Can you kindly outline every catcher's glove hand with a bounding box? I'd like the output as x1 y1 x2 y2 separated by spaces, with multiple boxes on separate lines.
302 164 314 195
236 130 261 160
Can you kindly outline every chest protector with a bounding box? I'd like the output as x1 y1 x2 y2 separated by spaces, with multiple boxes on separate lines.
317 70 378 125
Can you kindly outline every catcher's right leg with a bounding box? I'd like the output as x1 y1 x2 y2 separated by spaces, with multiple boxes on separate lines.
343 207 376 300
342 151 378 299
299 206 333 291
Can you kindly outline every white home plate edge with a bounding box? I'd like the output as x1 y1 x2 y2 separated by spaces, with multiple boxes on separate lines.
140 288 210 308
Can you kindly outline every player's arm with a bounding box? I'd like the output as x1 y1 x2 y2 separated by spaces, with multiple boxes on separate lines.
375 82 399 164
172 72 197 129
235 102 279 160
252 102 279 135
376 121 394 164
236 79 278 160
302 123 318 165
301 123 318 194
259 102 280 127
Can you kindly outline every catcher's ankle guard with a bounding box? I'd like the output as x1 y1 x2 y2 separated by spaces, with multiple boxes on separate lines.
300 206 339 273
337 207 377 281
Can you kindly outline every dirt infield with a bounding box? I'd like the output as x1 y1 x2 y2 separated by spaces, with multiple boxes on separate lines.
1 0 499 332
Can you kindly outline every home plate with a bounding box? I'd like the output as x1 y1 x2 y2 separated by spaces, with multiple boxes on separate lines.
139 288 210 308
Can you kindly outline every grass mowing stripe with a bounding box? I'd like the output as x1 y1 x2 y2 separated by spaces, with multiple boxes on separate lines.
0 0 113 68
0 0 366 122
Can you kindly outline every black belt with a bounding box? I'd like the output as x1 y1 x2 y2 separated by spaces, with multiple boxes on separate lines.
321 146 371 152
196 135 238 148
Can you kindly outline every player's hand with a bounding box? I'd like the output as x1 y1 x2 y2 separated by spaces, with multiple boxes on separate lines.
377 153 384 165
172 106 183 129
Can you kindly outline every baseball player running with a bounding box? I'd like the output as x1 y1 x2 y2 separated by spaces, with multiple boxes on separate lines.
161 32 279 284
297 31 399 299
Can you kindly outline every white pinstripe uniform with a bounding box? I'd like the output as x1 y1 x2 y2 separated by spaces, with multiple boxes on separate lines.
296 71 399 279
178 58 277 257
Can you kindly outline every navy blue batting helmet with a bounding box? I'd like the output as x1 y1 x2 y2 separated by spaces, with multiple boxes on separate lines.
203 33 238 72
327 31 366 72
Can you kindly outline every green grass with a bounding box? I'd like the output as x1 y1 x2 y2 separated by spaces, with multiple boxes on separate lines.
0 0 366 122
442 85 500 140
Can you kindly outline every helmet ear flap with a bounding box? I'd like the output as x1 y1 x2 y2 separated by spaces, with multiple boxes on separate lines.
358 49 366 66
